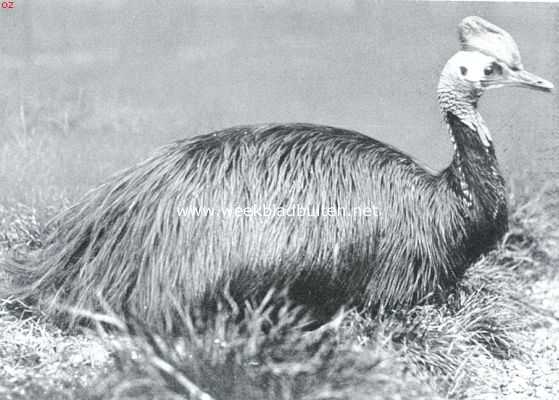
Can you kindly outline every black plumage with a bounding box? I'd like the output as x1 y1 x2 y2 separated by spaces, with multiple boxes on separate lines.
3 119 506 327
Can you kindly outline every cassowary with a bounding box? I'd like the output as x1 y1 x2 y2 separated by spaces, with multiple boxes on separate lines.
2 16 553 329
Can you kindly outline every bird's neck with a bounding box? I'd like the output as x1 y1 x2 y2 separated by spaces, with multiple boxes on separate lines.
442 108 507 237
438 89 493 148
438 89 502 207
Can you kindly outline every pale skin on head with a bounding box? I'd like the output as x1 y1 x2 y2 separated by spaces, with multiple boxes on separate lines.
440 50 553 95
438 50 553 147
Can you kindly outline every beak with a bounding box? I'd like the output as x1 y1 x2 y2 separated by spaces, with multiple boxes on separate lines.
504 68 554 92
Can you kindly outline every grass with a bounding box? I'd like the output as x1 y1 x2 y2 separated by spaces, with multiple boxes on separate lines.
0 298 109 400
0 184 557 400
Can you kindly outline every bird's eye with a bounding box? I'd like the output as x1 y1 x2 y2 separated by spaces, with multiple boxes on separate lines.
484 66 494 76
460 66 468 76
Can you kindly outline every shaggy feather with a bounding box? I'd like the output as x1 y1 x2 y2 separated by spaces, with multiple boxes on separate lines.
2 117 506 329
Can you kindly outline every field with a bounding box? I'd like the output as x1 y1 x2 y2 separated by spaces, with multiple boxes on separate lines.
1 2 558 399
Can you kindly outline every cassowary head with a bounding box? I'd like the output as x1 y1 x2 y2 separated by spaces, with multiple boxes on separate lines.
438 16 553 105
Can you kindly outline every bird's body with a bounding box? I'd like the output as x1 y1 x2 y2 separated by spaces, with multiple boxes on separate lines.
1 17 552 329
5 119 507 325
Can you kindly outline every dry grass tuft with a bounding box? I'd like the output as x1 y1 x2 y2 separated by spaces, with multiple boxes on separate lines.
0 298 110 400
0 203 52 254
92 259 533 400
503 185 559 278
96 293 437 400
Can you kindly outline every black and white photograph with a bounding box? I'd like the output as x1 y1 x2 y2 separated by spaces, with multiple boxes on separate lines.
0 1 558 399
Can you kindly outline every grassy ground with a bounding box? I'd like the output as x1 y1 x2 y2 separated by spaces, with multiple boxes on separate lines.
0 185 557 400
